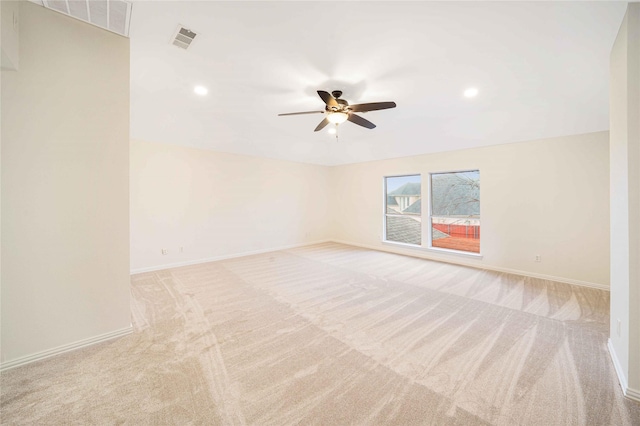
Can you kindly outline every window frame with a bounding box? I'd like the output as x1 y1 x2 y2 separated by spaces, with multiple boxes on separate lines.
381 170 482 258
427 169 481 255
382 174 422 247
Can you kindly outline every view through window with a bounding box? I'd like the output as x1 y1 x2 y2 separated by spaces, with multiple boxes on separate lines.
384 175 421 245
430 170 480 253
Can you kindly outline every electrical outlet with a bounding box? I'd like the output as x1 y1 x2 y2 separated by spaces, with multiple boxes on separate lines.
179 246 184 253
617 319 621 337
161 248 168 255
534 254 541 262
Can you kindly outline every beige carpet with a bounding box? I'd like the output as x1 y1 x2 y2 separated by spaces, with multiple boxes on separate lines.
2 242 639 425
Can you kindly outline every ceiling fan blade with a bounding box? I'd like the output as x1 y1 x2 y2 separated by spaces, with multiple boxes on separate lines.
317 90 338 107
348 113 376 129
349 101 397 113
278 111 324 116
314 117 330 132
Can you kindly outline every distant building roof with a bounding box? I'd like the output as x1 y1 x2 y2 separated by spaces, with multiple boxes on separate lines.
431 173 479 216
388 182 421 197
403 199 421 214
386 206 401 214
386 195 398 206
432 228 449 240
385 216 421 245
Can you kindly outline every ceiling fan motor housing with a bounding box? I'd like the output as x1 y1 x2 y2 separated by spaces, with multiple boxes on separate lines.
328 91 348 111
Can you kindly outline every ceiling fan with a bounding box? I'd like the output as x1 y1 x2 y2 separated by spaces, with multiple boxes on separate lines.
278 90 397 132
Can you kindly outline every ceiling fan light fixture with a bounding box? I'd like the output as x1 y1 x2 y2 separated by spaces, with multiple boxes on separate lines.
327 112 348 124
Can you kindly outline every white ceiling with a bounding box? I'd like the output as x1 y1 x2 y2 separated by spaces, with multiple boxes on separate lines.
128 1 627 165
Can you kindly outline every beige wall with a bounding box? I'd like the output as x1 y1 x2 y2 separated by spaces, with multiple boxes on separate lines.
609 2 640 398
330 132 610 288
1 1 20 70
1 2 131 364
130 140 331 272
132 132 610 288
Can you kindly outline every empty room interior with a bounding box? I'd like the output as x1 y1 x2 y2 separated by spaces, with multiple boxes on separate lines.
2 0 640 424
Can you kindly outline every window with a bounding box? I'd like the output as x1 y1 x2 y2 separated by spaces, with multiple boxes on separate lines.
429 170 480 253
384 175 421 245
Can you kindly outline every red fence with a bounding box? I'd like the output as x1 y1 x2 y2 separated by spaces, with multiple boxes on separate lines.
432 223 480 239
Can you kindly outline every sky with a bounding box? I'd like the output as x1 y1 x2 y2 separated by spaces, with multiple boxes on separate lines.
385 175 421 192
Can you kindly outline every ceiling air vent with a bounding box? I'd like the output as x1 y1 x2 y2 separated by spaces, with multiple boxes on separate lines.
171 26 198 50
40 0 132 37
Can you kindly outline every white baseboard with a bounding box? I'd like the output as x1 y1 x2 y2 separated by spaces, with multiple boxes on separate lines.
130 239 331 274
607 339 640 402
0 326 133 372
331 239 610 291
132 239 608 291
626 387 640 402
608 339 629 392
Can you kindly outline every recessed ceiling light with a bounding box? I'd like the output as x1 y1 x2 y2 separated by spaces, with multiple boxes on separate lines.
464 87 479 98
328 127 337 135
194 85 208 96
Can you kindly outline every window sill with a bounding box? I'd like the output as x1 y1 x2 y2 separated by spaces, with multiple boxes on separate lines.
382 240 422 249
382 240 483 260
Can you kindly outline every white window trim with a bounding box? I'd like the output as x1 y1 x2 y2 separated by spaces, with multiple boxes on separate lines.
427 169 481 255
381 240 484 259
381 170 481 257
382 174 422 246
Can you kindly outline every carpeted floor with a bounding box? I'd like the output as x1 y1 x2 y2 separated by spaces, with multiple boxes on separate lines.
2 242 639 425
